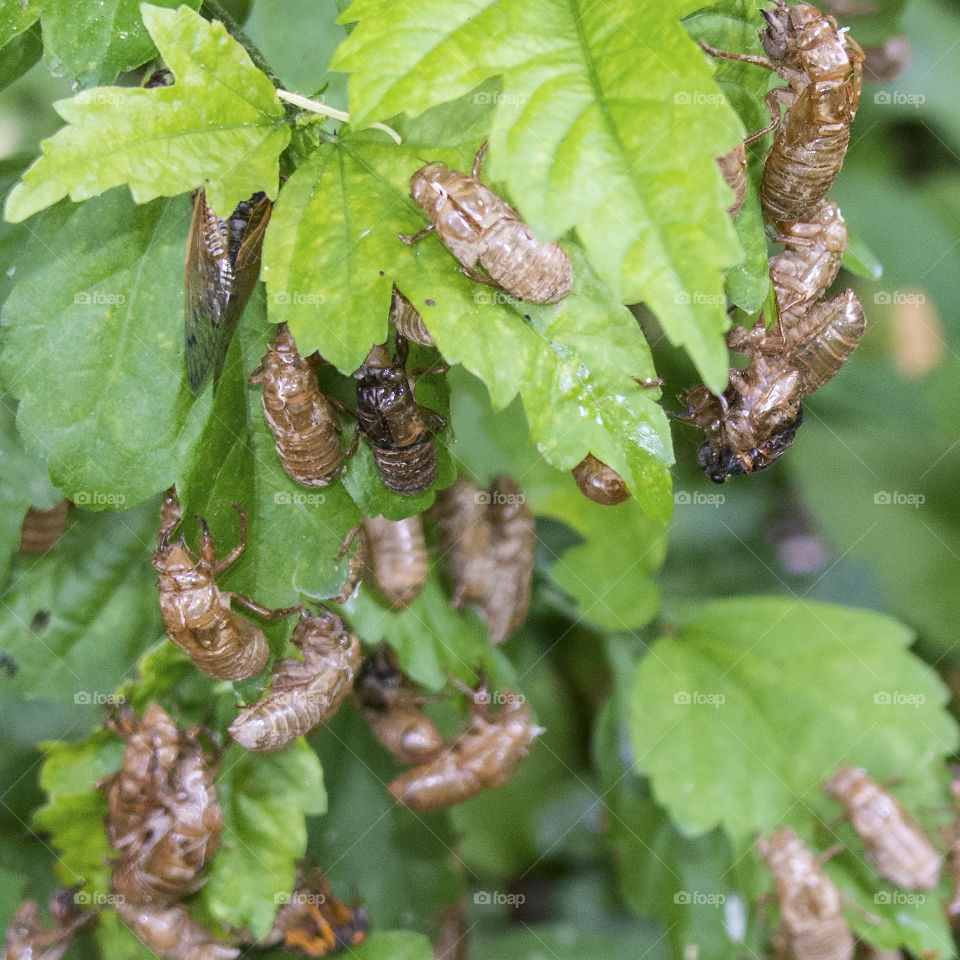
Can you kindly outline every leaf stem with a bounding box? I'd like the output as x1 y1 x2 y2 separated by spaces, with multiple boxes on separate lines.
276 89 403 144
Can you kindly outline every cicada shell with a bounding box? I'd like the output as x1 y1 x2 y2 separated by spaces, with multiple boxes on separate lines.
354 340 443 496
716 142 747 219
402 144 572 303
861 35 910 83
824 767 942 889
249 326 346 487
703 1 863 222
571 454 630 505
151 490 298 680
432 476 534 644
355 647 444 764
390 285 434 347
185 189 272 394
2 891 90 960
387 694 541 812
361 514 428 611
117 901 239 960
262 865 366 957
229 611 361 752
757 827 854 960
19 500 69 554
948 773 960 918
432 900 468 960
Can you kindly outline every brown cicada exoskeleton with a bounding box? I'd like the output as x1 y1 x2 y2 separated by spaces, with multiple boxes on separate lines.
229 610 361 752
823 767 942 890
400 143 573 303
757 827 854 960
716 142 748 219
861 35 910 83
360 514 428 611
261 865 366 957
19 500 69 554
387 686 542 812
571 454 630 505
117 901 239 960
151 489 299 680
185 189 272 394
2 891 91 960
389 285 434 347
353 339 444 497
432 476 534 644
702 0 863 222
355 647 444 765
249 326 350 487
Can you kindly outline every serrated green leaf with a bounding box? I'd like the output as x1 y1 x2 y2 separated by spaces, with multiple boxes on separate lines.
202 740 326 940
4 3 288 222
39 0 202 86
332 0 745 390
33 731 123 895
0 22 42 93
0 503 161 719
630 597 958 844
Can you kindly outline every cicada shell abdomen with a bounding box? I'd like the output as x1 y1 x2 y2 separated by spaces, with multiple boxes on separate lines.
571 454 630 505
249 326 345 487
757 828 854 960
758 4 863 222
19 500 68 554
824 767 942 889
716 142 747 219
152 493 297 681
354 342 440 496
390 285 434 347
3 893 91 960
484 476 534 645
185 189 272 394
362 514 427 611
229 611 361 752
355 647 444 764
387 695 541 812
431 479 492 609
117 901 239 960
405 145 572 303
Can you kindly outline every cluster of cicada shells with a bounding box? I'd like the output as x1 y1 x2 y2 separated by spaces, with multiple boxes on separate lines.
681 0 867 482
757 766 955 960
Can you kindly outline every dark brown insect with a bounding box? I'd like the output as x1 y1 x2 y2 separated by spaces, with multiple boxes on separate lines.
263 865 366 957
571 454 630 505
702 0 863 222
2 891 91 960
249 326 348 487
185 188 272 394
229 610 361 752
756 827 854 960
117 901 239 960
19 500 68 554
353 339 444 497
432 476 534 644
143 68 174 88
400 143 573 303
390 285 434 346
151 490 299 680
716 142 747 219
387 688 541 812
355 647 444 764
823 766 942 889
361 514 428 610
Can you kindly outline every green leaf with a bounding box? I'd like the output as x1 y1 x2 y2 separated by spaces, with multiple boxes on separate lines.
843 225 884 279
201 740 326 940
0 22 42 93
32 731 123 895
264 130 673 519
39 0 202 86
0 0 40 48
475 923 669 960
630 597 958 843
332 0 745 391
0 503 162 719
4 3 288 222
340 932 432 960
